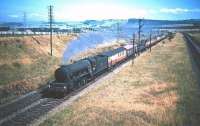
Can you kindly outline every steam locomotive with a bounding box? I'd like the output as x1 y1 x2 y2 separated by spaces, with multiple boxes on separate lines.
43 34 167 96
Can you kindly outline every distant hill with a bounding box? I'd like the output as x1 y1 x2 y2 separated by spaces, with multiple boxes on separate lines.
0 22 23 27
127 19 200 25
1 19 199 29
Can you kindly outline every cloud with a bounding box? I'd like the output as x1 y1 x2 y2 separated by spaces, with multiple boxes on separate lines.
30 13 46 19
6 7 200 21
8 14 19 18
54 4 149 21
192 9 200 12
160 8 200 14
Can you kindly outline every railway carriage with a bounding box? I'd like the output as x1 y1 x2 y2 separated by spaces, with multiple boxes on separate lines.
123 44 133 57
101 47 127 68
122 44 138 57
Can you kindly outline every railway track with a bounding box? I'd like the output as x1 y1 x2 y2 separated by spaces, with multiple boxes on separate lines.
0 55 133 126
0 91 40 119
0 69 117 126
183 32 200 72
1 98 64 126
0 91 42 125
183 33 200 54
0 35 168 126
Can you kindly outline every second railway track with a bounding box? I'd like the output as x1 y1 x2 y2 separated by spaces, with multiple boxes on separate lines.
0 67 119 126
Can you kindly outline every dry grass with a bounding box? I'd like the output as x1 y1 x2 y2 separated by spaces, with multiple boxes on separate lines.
188 32 200 45
41 33 200 126
0 35 75 104
0 34 75 60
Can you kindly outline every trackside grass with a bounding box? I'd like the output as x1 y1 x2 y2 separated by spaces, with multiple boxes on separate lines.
0 35 74 104
40 33 200 126
38 34 200 126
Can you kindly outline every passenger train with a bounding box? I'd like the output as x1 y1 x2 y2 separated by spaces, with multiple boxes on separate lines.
43 34 168 96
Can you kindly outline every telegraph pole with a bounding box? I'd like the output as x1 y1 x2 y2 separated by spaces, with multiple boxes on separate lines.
23 12 27 33
132 33 135 66
117 22 120 42
138 19 144 55
48 5 53 56
149 30 152 52
116 22 122 42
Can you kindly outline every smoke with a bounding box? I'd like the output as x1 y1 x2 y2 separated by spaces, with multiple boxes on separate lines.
61 30 117 64
61 22 160 65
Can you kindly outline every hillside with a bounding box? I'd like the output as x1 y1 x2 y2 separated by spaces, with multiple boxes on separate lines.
127 19 200 25
41 33 200 126
0 34 75 104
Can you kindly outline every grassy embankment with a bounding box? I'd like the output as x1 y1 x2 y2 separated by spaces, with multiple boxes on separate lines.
189 32 200 44
190 32 200 67
41 33 200 126
0 34 124 105
0 35 75 104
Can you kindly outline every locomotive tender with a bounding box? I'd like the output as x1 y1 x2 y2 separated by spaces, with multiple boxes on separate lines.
44 34 167 96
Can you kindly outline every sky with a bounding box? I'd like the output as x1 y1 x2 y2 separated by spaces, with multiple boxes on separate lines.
0 0 200 22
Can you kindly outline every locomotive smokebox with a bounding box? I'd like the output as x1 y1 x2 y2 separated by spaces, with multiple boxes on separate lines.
55 67 69 82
